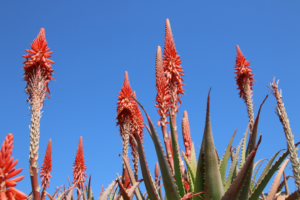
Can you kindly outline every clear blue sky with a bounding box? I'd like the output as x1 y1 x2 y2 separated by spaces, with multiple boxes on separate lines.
1 0 300 197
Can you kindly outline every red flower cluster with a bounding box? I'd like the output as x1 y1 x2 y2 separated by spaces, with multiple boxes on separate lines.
0 134 26 200
73 137 87 189
23 28 54 100
163 19 184 112
116 72 144 137
155 46 171 126
234 45 254 99
40 139 52 188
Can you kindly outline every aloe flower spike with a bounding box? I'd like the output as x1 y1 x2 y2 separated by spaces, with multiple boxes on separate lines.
40 139 52 200
117 72 135 160
163 19 185 173
23 28 54 200
234 45 255 133
73 137 87 190
155 45 174 171
0 134 27 200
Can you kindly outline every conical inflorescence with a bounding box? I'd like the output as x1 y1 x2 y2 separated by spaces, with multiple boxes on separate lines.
23 28 54 200
235 45 255 131
0 134 27 200
117 72 144 181
40 139 52 188
73 137 87 189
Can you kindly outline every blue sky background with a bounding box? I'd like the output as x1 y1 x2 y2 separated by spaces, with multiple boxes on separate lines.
1 0 300 197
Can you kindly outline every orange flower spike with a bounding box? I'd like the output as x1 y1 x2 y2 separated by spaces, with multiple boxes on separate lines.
155 46 170 126
132 92 144 138
40 139 52 188
234 45 254 99
116 72 136 132
234 45 255 131
182 111 192 161
163 19 184 114
0 134 26 200
155 46 174 171
117 72 136 159
23 28 54 102
23 29 54 200
73 137 87 189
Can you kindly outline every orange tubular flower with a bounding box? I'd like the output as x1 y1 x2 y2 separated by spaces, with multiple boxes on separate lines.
23 28 54 101
182 111 192 161
73 137 87 189
117 72 136 160
163 19 184 115
0 134 27 200
117 72 144 181
40 139 52 189
23 28 54 200
234 45 255 131
155 45 170 127
155 45 174 170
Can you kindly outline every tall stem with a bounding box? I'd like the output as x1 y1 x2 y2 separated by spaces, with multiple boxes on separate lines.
28 67 45 200
270 81 300 195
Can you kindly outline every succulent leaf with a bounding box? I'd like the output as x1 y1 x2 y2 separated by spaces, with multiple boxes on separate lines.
190 143 197 176
181 150 195 192
135 133 161 200
249 143 300 200
219 129 237 183
204 91 224 200
266 159 289 200
240 124 249 169
121 155 144 200
224 138 243 191
221 135 262 200
134 98 181 200
169 112 186 197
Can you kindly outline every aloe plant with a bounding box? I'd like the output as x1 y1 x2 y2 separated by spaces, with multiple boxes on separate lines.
14 21 300 200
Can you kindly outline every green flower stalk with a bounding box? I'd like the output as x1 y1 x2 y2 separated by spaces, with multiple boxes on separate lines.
23 28 54 200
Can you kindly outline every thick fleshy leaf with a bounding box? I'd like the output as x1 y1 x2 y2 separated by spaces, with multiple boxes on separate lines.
266 159 289 200
134 98 181 200
135 133 161 200
221 135 262 200
239 96 268 200
169 113 186 197
219 129 237 183
193 132 205 200
251 159 267 190
99 179 118 200
190 142 197 176
117 175 130 200
255 149 284 190
249 142 300 200
224 138 243 191
121 155 145 200
181 150 195 192
240 124 249 169
204 91 224 200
